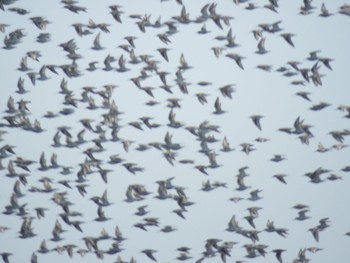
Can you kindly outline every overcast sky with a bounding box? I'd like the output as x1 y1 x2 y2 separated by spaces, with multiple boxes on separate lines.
1 0 350 263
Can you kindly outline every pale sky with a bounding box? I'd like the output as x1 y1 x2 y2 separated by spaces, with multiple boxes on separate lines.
1 1 350 263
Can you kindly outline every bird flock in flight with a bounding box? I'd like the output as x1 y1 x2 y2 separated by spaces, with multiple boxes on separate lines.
1 0 350 262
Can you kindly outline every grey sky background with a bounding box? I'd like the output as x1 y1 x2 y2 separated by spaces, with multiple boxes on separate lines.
1 0 350 262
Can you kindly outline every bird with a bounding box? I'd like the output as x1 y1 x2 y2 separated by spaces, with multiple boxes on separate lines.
91 32 104 50
157 48 170 62
304 167 330 183
0 253 12 263
318 217 330 230
157 33 171 44
320 3 332 17
319 57 333 70
280 33 295 47
256 64 272 72
226 53 245 70
240 143 255 155
161 225 177 233
179 53 191 70
236 166 251 190
309 102 330 111
256 37 268 54
19 216 36 238
307 50 322 61
272 249 286 263
141 249 157 262
273 174 287 184
296 91 312 101
248 189 262 201
211 47 225 58
270 154 286 162
213 97 225 114
309 227 321 242
250 115 264 130
135 205 149 216
195 93 210 105
221 136 232 152
95 205 110 222
295 209 311 221
198 23 210 34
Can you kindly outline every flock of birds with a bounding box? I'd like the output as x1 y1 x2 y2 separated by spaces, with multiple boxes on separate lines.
1 0 350 262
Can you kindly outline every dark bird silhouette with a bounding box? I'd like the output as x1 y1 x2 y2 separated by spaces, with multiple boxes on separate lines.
142 249 157 262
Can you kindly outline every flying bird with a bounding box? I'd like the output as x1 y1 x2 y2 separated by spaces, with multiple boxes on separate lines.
250 115 264 130
226 53 245 70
